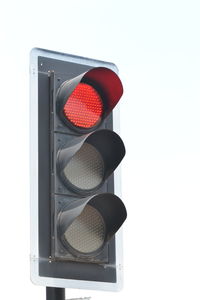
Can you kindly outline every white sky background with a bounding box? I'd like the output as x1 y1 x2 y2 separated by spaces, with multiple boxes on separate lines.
0 0 200 299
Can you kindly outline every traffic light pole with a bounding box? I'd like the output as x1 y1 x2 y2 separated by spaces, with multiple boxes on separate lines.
46 287 65 300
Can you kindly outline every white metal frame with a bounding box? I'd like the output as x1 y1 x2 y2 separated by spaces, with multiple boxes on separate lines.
30 48 124 291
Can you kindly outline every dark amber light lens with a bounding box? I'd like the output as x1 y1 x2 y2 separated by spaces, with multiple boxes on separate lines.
63 83 103 128
63 142 105 191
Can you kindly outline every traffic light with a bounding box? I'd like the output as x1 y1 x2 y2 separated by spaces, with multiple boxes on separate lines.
30 48 127 295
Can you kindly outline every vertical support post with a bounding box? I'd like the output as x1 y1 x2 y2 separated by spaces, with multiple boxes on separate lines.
46 287 65 300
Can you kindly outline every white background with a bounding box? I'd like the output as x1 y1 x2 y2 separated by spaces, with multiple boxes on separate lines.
1 0 200 299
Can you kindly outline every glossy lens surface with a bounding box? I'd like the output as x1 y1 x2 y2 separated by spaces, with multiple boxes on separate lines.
63 143 104 191
63 83 103 128
64 205 105 254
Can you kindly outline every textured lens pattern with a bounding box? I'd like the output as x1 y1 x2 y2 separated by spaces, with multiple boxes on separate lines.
63 143 104 190
63 83 103 128
64 205 105 254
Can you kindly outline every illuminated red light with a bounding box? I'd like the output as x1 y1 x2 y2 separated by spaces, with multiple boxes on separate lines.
63 83 103 128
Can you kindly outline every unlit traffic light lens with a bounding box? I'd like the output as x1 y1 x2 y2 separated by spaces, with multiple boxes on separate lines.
63 83 103 128
57 129 125 195
63 204 105 254
63 143 104 191
58 193 127 257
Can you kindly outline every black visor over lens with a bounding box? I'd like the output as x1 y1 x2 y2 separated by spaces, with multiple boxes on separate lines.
58 193 127 257
57 129 125 195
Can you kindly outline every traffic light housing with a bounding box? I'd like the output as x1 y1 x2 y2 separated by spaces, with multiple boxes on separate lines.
30 48 127 292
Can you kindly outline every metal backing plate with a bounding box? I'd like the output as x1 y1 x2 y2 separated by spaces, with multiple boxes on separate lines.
38 55 116 283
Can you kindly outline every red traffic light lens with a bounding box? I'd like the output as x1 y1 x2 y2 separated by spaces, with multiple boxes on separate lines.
63 83 103 129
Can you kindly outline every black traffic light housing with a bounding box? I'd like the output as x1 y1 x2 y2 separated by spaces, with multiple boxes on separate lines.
30 48 127 293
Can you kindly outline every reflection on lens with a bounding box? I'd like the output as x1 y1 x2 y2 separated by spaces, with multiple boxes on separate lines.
63 143 104 191
63 205 105 254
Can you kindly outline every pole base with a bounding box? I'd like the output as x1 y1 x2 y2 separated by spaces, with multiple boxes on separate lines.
46 287 65 300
